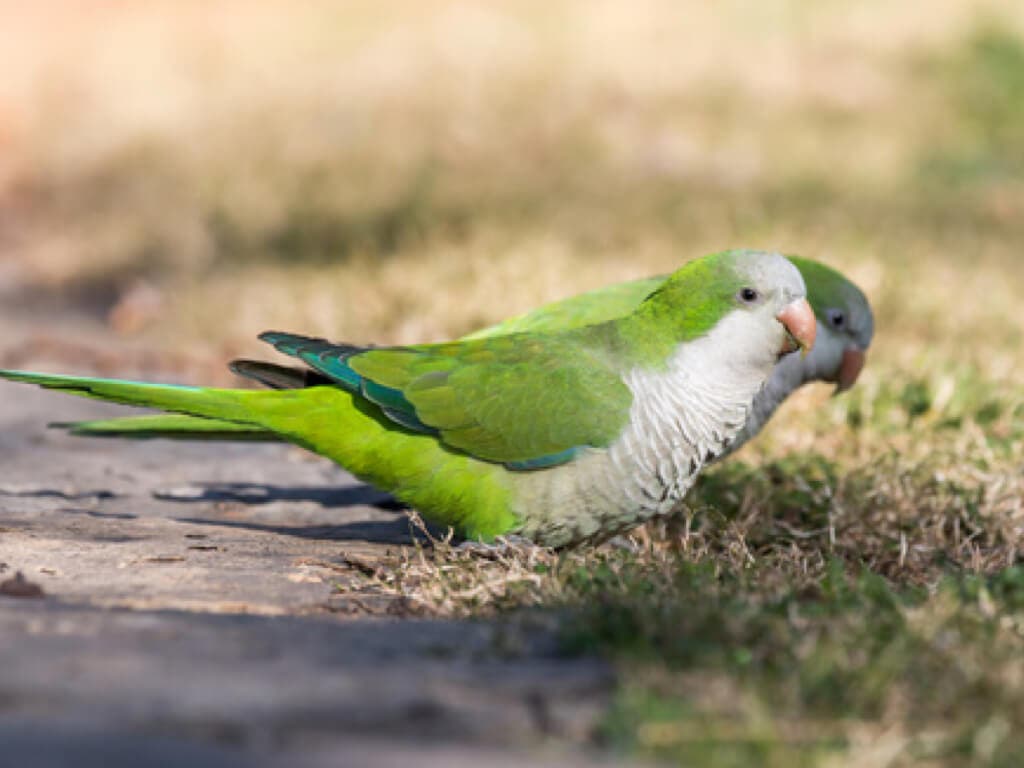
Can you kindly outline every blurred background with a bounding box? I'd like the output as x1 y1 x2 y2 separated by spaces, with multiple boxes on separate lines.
0 0 1022 403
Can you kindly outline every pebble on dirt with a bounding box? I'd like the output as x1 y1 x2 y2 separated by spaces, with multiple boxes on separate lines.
0 571 46 599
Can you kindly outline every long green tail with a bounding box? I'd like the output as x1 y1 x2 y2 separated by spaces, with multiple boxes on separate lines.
47 360 304 441
1 371 275 423
0 369 339 450
0 369 519 540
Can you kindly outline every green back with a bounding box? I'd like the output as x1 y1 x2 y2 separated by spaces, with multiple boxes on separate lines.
463 276 666 340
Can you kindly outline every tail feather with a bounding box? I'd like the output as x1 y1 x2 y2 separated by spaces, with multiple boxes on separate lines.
229 359 332 390
0 370 268 425
57 414 282 441
34 359 334 441
0 368 519 541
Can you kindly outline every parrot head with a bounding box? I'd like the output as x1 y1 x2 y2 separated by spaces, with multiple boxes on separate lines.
715 249 817 364
643 249 817 373
788 256 875 394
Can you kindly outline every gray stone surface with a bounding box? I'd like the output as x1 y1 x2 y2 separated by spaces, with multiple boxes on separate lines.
0 383 620 766
0 387 419 615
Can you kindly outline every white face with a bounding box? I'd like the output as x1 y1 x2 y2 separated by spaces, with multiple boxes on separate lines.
723 251 809 372
707 301 792 380
731 252 808 314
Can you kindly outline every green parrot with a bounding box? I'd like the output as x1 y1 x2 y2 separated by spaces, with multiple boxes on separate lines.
73 256 872 458
0 249 815 547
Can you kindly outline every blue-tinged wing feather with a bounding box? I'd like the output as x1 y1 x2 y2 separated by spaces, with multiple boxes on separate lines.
381 407 437 434
504 446 583 471
361 379 415 413
258 330 611 470
297 349 363 391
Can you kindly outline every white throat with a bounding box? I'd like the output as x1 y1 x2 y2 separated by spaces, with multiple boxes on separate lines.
610 310 782 515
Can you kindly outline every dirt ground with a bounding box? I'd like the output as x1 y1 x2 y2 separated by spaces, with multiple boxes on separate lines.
0 321 618 767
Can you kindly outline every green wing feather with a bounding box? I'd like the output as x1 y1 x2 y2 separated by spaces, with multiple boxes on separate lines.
259 330 633 466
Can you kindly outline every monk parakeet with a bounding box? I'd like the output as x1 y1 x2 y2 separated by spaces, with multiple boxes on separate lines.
0 249 815 547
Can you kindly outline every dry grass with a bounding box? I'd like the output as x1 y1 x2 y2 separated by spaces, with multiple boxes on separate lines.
3 2 1024 765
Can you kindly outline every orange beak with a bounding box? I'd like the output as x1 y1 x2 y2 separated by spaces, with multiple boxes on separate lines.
775 297 816 357
834 346 866 394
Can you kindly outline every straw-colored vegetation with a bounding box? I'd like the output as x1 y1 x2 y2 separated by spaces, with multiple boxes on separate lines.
3 2 1024 764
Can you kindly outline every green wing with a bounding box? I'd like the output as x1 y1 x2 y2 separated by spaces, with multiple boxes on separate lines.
463 275 666 340
260 330 632 469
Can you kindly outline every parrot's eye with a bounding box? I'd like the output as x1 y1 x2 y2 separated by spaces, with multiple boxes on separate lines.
827 309 846 328
737 287 760 304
